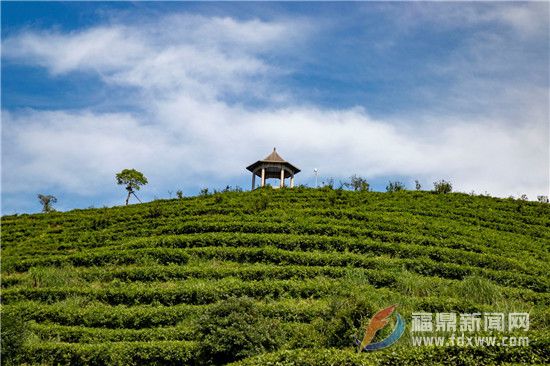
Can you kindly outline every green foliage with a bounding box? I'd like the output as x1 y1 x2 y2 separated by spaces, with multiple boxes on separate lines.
29 266 83 288
433 179 453 194
386 181 406 192
1 307 30 365
116 169 148 205
115 169 148 192
231 341 550 366
37 194 57 213
453 276 503 305
252 194 269 211
197 297 285 364
22 340 199 366
176 190 184 199
537 195 548 203
345 174 370 191
147 202 164 218
315 294 374 348
2 189 549 365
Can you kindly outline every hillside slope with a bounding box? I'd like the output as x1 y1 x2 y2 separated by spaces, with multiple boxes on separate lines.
1 188 549 365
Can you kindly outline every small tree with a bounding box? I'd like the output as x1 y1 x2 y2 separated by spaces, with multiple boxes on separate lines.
415 180 422 191
386 181 405 192
345 175 370 192
433 180 452 194
37 194 57 213
176 190 184 199
116 169 148 205
537 195 548 203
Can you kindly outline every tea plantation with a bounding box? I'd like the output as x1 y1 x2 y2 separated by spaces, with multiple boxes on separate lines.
1 188 549 365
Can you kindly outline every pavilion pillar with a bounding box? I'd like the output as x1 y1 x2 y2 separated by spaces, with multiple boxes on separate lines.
261 168 266 187
251 172 256 190
280 168 285 188
290 173 294 188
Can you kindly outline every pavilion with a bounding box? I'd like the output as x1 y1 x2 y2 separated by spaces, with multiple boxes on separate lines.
246 148 301 189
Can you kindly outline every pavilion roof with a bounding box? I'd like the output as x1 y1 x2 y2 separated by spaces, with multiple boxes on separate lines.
246 148 301 174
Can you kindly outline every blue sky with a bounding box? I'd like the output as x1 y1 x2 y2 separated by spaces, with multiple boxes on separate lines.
2 2 549 214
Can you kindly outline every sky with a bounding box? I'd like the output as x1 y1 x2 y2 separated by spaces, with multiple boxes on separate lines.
1 1 549 214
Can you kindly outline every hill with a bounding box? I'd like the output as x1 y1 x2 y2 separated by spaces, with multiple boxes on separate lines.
1 188 549 365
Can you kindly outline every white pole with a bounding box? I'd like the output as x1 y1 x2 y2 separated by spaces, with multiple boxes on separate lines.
314 168 318 188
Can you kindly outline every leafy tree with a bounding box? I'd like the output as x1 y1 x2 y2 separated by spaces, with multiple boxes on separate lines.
415 180 422 191
433 180 452 194
537 195 549 203
116 169 148 205
386 181 406 192
176 190 184 199
344 175 370 192
37 194 57 213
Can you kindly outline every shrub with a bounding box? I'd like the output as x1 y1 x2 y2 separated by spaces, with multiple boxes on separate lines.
146 203 163 218
453 276 503 305
537 195 549 203
433 180 452 194
315 294 374 348
253 194 269 211
197 297 285 364
386 181 406 192
347 175 370 192
1 307 29 365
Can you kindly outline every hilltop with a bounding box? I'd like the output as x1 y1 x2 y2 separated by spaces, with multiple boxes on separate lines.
1 188 549 365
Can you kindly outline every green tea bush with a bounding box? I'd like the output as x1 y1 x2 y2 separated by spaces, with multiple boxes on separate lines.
0 307 30 365
196 297 285 364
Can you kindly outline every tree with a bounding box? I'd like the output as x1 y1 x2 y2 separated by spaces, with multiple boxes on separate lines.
386 181 405 192
344 175 370 192
537 195 549 203
116 169 148 205
433 180 452 194
37 194 57 213
415 180 422 191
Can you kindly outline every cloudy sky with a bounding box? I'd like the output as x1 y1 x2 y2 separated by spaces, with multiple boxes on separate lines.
2 2 549 214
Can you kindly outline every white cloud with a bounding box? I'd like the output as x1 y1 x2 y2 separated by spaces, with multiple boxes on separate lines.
392 2 549 38
3 98 547 202
2 14 306 102
2 9 548 212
